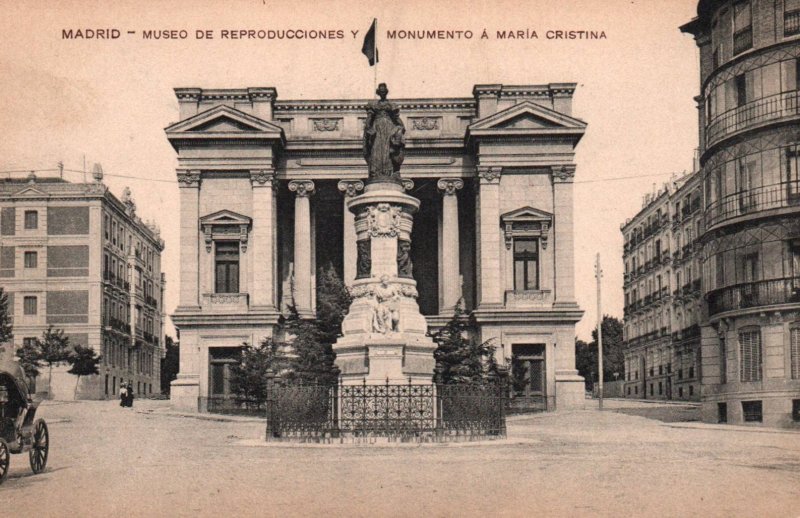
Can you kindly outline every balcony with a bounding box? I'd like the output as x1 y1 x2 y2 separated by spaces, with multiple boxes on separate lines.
707 276 800 316
202 292 250 312
706 181 800 229
706 90 800 149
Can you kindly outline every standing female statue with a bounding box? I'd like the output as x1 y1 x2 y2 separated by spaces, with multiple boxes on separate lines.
363 83 405 183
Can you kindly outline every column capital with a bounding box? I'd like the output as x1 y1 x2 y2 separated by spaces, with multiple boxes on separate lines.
551 164 576 183
288 180 315 198
437 178 464 196
476 166 501 184
176 170 201 188
337 180 364 198
401 178 415 192
250 168 277 188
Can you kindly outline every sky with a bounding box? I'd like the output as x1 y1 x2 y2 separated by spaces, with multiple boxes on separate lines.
0 0 701 340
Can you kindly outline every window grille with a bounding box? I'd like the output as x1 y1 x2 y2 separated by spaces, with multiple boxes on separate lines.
742 400 762 422
790 327 800 379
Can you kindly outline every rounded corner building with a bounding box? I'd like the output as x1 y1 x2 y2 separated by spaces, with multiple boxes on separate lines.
682 0 800 427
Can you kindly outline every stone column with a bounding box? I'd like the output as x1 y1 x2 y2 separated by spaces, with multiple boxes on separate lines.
476 167 503 308
338 180 364 286
551 165 577 307
437 178 464 314
177 171 201 309
288 180 315 318
250 169 277 310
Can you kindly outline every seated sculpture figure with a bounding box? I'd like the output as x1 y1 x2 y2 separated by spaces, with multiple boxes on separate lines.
372 275 400 334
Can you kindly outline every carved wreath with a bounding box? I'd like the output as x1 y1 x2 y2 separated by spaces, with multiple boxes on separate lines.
367 203 401 237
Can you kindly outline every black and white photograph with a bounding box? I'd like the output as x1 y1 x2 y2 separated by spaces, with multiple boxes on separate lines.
0 0 798 516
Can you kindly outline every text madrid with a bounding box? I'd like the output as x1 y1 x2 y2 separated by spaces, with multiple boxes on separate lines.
60 28 606 41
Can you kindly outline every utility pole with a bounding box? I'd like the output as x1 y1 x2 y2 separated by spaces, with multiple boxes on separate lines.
595 252 604 411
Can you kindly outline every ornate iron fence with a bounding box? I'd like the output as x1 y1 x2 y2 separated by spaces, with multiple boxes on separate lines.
264 380 506 442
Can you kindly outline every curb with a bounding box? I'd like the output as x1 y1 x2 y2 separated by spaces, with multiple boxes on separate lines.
663 421 800 435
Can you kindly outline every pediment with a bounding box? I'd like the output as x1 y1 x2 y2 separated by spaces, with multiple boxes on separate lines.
12 186 49 198
501 206 553 223
165 105 285 149
199 209 252 226
467 101 586 142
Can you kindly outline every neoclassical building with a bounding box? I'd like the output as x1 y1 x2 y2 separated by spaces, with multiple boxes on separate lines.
682 0 800 426
167 84 587 413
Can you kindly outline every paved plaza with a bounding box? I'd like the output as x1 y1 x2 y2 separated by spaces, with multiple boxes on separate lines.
1 399 798 517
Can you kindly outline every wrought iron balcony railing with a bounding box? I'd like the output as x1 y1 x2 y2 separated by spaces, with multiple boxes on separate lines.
707 276 800 316
706 90 800 148
706 180 800 229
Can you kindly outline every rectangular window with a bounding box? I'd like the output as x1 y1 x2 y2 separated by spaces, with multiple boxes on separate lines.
720 336 728 384
679 387 683 398
718 402 728 423
793 399 800 422
735 73 748 106
787 144 800 200
733 1 753 55
24 251 37 268
689 385 694 396
785 0 800 37
790 327 800 379
742 400 763 422
23 296 37 315
24 210 38 229
215 242 240 294
739 328 762 382
513 238 539 290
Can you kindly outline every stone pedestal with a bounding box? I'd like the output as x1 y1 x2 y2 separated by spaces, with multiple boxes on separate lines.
333 181 437 384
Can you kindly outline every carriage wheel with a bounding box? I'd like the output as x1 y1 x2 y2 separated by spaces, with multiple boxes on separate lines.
29 419 48 474
0 438 9 484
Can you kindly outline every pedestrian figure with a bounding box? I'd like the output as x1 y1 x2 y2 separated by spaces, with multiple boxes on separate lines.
119 382 127 407
125 383 134 408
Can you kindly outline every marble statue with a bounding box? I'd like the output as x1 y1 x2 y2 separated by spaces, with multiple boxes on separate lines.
372 275 400 334
356 240 371 279
363 83 405 183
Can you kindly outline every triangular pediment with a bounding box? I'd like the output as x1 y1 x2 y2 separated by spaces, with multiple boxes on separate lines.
199 209 252 226
13 186 49 197
467 101 586 142
501 206 553 223
166 105 284 135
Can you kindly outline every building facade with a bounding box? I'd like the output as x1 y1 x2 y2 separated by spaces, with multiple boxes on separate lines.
168 83 587 413
682 0 800 426
0 173 165 400
622 172 704 402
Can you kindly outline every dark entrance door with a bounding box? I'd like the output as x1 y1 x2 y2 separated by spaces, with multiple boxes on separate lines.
511 344 547 411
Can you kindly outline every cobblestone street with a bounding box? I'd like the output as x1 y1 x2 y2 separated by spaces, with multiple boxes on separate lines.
1 399 798 517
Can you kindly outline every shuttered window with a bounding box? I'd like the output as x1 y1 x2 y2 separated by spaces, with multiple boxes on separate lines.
790 326 800 380
739 328 762 382
215 241 240 294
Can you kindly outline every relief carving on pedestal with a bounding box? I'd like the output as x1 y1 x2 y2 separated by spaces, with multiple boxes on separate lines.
356 239 371 279
367 203 401 237
397 239 413 278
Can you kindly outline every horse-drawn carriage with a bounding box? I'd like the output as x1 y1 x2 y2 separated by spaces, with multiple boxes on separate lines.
0 357 49 484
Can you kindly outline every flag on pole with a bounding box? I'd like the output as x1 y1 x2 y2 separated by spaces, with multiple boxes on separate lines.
362 18 378 66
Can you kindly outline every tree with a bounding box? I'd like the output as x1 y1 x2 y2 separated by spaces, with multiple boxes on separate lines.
67 344 101 399
36 326 72 395
284 263 347 385
160 335 179 394
575 315 625 390
15 340 41 391
229 338 293 405
432 302 499 384
0 288 12 345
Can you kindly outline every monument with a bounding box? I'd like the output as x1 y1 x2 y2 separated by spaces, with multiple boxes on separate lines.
333 83 437 383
